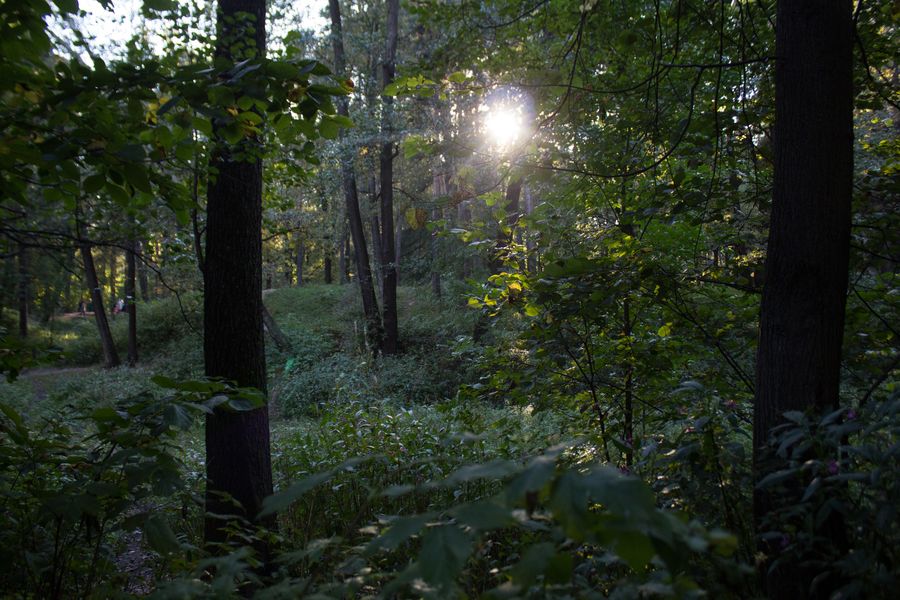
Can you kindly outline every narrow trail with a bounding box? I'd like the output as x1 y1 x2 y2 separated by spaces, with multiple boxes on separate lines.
19 366 98 402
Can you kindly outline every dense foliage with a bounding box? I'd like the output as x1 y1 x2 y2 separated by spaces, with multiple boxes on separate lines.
1 0 897 598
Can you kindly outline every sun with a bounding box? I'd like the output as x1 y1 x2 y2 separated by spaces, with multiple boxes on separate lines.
483 105 524 149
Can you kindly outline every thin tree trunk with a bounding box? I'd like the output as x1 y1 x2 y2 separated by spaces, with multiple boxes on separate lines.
753 2 852 598
323 256 332 284
17 242 28 338
431 170 445 299
261 304 293 354
623 297 633 467
329 0 382 352
107 249 117 312
137 240 150 301
370 214 383 292
204 0 273 549
295 238 305 286
338 227 348 284
379 0 400 355
126 237 138 366
78 223 120 368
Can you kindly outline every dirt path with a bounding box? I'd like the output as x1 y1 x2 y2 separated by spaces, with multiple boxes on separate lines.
19 366 98 402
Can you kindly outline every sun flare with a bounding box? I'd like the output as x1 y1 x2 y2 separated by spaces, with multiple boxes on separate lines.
484 106 524 149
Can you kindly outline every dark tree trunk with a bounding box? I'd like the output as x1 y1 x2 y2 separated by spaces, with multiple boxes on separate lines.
323 256 332 284
753 2 852 598
295 238 305 286
490 178 523 273
329 0 382 352
17 242 28 338
203 0 273 548
338 227 348 284
107 249 117 312
379 0 400 355
623 297 633 467
370 214 383 292
137 240 150 301
126 237 138 366
261 303 293 354
78 225 120 368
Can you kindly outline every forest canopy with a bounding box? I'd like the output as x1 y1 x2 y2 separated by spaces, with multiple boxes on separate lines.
0 0 897 598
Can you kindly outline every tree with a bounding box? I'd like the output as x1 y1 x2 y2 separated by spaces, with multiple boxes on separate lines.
203 0 273 546
753 1 853 597
328 0 383 353
379 0 400 354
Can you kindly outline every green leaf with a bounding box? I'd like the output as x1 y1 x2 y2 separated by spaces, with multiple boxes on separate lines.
418 525 472 592
613 530 655 570
448 71 467 83
144 514 181 555
123 163 152 194
452 501 512 531
83 173 106 194
366 514 431 554
319 118 340 140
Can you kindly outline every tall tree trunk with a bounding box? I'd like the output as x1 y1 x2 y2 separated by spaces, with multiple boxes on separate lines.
107 249 117 311
137 240 150 301
379 0 400 355
430 169 445 299
753 2 852 598
490 178 523 273
204 0 273 548
126 237 138 366
323 256 332 284
17 242 28 338
370 214 383 292
338 227 348 284
78 222 120 368
329 0 382 352
623 297 633 468
295 238 305 286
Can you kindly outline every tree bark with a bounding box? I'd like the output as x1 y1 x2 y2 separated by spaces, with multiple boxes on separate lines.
107 249 117 312
379 0 400 355
17 242 28 338
137 240 150 301
370 214 383 292
329 0 383 352
753 2 852 598
261 304 293 354
204 0 273 548
338 226 348 284
323 256 332 284
78 223 120 368
126 237 138 366
295 238 305 286
623 297 633 467
431 169 445 299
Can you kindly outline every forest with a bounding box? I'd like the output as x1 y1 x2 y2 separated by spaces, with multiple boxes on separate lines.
0 0 897 598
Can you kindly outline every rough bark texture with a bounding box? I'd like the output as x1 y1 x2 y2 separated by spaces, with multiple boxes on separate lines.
17 242 28 338
203 0 273 547
753 2 852 597
126 238 138 366
329 0 383 352
379 0 400 354
79 233 120 368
